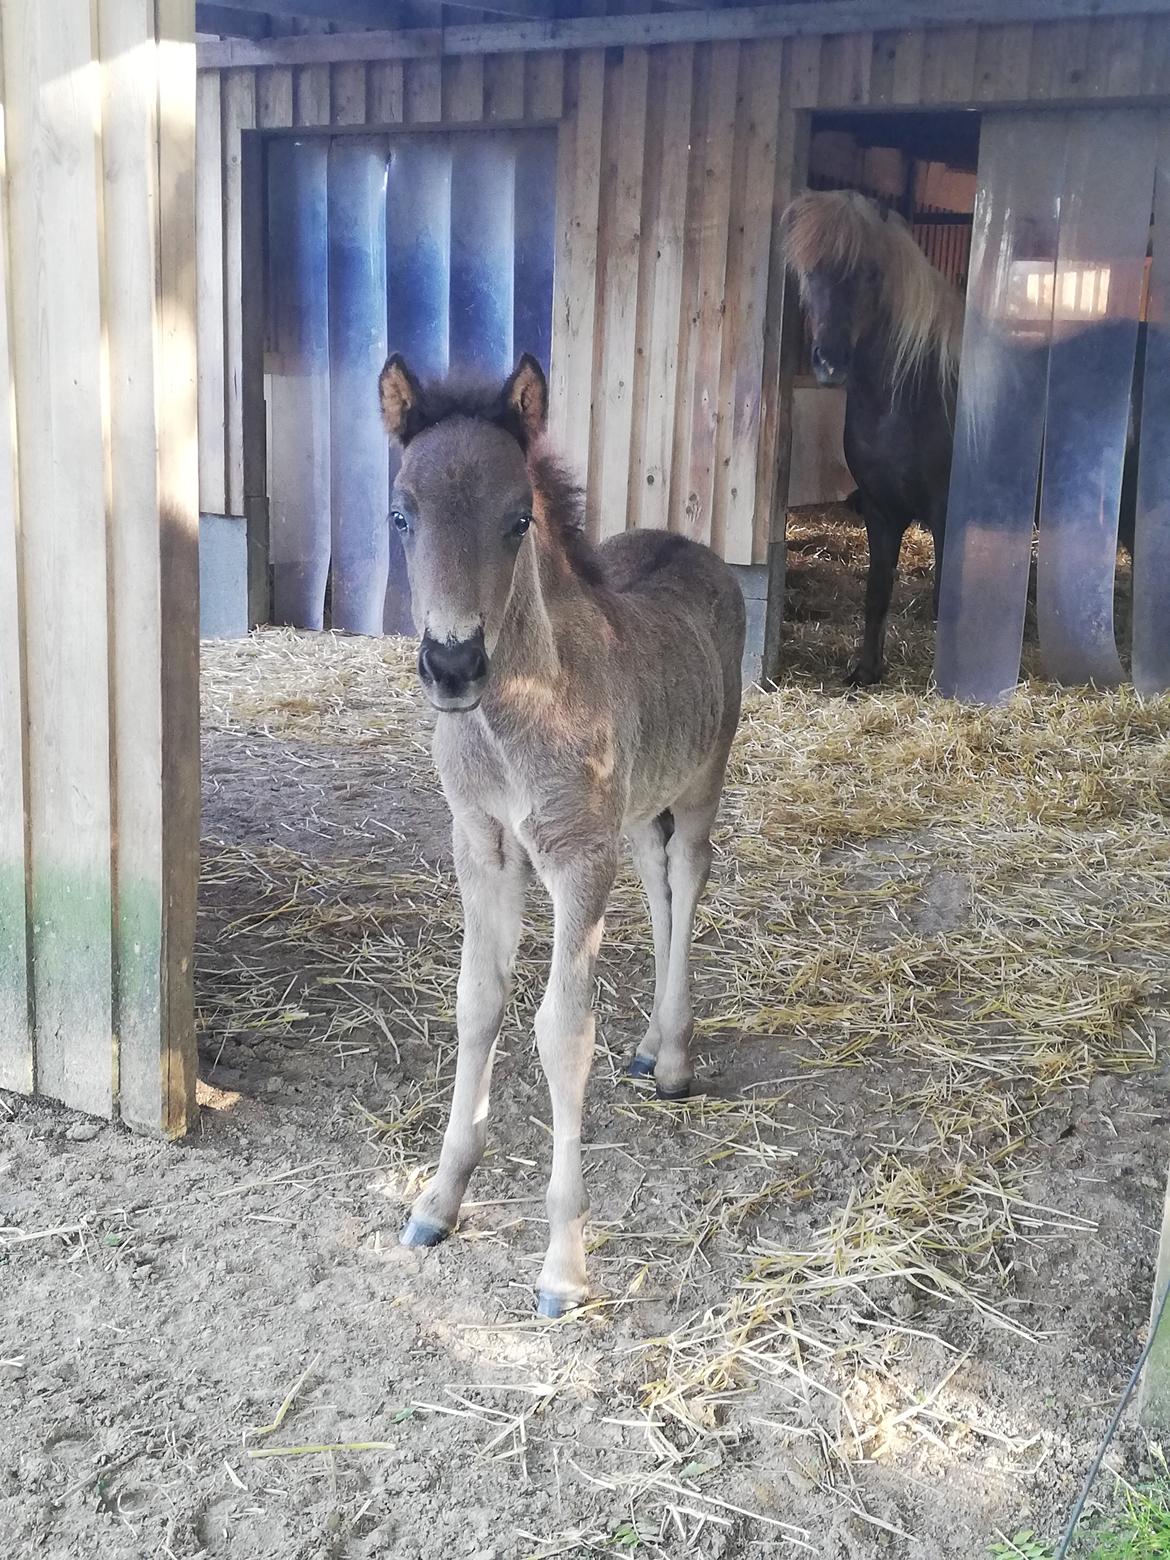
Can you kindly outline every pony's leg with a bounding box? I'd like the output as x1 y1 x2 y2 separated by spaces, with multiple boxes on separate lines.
626 813 673 1078
847 507 908 687
402 814 526 1246
531 849 615 1317
650 797 720 1100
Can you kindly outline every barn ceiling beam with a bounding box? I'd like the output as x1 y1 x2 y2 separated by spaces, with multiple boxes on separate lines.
206 0 402 28
198 0 1170 68
196 4 270 37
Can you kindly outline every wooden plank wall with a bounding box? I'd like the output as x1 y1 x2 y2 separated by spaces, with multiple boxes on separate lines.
0 0 200 1135
197 12 1170 565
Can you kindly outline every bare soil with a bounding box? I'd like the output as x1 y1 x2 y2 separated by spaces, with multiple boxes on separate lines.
2 510 1168 1560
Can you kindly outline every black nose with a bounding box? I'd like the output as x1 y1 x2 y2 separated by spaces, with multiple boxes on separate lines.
418 634 489 701
811 345 846 386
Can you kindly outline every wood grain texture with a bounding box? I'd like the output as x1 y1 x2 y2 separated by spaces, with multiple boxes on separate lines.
683 40 738 546
196 68 226 515
331 60 367 124
549 51 604 485
0 10 30 1097
717 39 781 565
631 43 693 534
595 47 648 539
3 1 114 1116
257 65 293 127
221 68 255 516
368 60 404 123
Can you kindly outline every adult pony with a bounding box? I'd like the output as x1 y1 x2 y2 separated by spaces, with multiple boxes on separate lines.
781 189 963 686
782 189 1142 686
379 353 744 1317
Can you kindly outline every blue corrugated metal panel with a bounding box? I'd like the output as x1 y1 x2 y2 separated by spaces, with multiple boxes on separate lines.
265 128 556 635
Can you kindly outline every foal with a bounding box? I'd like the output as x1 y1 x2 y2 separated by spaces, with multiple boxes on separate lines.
379 354 744 1316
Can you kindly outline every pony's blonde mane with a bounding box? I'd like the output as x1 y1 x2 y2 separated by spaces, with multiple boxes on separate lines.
781 189 964 394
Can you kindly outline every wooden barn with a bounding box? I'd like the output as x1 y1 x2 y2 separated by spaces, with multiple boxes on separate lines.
6 8 1170 1540
0 0 1168 1203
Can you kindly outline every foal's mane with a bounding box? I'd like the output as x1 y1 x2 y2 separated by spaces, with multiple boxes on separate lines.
781 189 963 394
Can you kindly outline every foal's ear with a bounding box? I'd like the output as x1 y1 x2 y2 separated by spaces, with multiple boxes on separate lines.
500 354 548 447
379 354 425 445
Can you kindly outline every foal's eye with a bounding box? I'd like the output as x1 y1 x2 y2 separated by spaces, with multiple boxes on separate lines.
390 510 410 535
510 512 533 540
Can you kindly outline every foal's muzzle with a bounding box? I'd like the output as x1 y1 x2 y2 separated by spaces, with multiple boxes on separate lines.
418 631 489 712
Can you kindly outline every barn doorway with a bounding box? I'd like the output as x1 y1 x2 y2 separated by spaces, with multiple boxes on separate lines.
260 127 557 638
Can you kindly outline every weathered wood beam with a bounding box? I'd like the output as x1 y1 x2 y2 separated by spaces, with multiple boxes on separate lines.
198 0 1170 68
196 4 269 37
207 0 399 27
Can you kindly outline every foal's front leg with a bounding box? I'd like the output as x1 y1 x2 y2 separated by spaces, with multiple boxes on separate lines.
531 848 615 1317
402 814 526 1246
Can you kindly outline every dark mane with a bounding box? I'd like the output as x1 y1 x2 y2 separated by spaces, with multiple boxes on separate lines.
528 444 606 588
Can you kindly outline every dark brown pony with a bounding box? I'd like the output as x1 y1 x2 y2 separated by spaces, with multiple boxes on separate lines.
781 190 963 685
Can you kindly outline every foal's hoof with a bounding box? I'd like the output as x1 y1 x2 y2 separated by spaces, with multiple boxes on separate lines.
655 1079 691 1101
627 1053 656 1079
400 1217 450 1249
536 1290 582 1320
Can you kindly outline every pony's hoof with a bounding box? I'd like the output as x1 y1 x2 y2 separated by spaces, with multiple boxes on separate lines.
537 1290 582 1320
627 1053 656 1079
845 661 884 689
400 1216 449 1249
656 1079 691 1101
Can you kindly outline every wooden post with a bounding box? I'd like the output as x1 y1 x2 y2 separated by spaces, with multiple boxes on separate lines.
1139 1182 1170 1428
0 0 199 1136
761 100 810 684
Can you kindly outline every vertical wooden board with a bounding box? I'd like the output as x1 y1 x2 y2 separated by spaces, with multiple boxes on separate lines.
666 44 711 535
99 0 197 1136
869 32 899 107
154 0 200 1136
548 56 578 451
788 34 820 109
196 69 226 516
525 51 564 121
331 61 367 126
549 51 603 486
819 31 870 108
368 61 404 125
890 28 926 105
257 66 293 129
0 14 30 1096
981 23 1032 102
485 53 524 123
681 40 738 548
755 89 808 565
404 59 442 124
4 2 113 1115
920 27 948 102
632 43 693 534
595 47 648 540
1141 16 1170 98
1029 21 1090 100
443 55 485 123
1085 18 1145 98
584 49 623 537
716 40 781 565
295 63 330 126
941 26 979 102
625 46 666 534
222 68 255 516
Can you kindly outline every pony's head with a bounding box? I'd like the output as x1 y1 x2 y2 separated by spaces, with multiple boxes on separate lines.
780 189 962 394
379 353 548 712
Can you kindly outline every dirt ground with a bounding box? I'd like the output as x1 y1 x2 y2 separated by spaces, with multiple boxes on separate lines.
3 510 1170 1560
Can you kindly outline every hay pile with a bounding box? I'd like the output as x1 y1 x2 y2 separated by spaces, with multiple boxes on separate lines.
198 518 1170 1550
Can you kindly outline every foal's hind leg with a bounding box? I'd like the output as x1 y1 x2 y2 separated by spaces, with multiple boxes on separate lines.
649 796 720 1100
402 813 526 1247
627 812 674 1079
